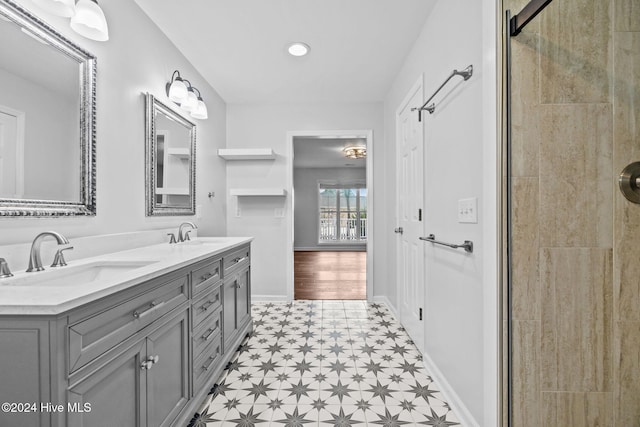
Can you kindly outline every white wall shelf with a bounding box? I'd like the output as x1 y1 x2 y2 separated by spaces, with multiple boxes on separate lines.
156 187 189 195
167 147 190 159
218 148 276 160
230 188 287 197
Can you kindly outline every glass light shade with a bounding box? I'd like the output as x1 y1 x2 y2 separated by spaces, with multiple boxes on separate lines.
191 99 208 120
70 0 109 42
181 90 198 112
168 78 188 103
32 0 76 17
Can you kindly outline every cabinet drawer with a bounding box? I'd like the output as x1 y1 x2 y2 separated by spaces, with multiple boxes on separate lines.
192 258 221 295
193 334 222 394
223 246 250 276
68 274 189 374
193 306 222 360
192 285 221 328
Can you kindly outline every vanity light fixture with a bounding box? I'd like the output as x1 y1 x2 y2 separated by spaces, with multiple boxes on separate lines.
34 0 109 41
343 146 366 159
165 70 208 120
288 42 310 57
70 0 109 41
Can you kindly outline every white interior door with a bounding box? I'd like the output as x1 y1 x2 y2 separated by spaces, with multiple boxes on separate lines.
396 79 425 353
0 109 24 198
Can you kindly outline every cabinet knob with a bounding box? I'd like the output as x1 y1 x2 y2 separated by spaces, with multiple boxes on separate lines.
140 355 159 370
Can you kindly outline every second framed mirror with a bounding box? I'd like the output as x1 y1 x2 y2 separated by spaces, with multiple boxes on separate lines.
145 93 196 216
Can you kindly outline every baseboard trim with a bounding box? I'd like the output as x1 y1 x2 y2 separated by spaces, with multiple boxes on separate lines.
373 295 478 426
421 351 479 427
252 295 290 302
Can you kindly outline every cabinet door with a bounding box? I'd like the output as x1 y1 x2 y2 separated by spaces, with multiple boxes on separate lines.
236 267 251 330
0 320 50 427
222 275 237 350
146 309 189 427
67 341 146 427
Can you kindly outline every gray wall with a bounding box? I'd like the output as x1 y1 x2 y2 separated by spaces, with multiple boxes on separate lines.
1 0 227 245
293 167 366 251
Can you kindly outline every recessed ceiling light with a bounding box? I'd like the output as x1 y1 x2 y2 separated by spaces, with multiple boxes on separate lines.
288 42 310 57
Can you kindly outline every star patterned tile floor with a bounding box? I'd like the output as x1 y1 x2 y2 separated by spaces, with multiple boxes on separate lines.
189 300 461 426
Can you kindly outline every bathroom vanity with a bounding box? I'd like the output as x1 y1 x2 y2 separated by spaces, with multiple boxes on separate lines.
0 237 252 427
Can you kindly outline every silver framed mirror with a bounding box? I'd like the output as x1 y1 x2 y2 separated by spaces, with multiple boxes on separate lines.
0 0 97 217
145 93 196 216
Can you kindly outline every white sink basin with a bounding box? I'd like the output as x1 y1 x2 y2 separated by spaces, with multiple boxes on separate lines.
180 237 232 246
2 260 158 288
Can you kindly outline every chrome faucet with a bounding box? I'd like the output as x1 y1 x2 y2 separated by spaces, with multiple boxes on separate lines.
178 222 197 242
26 231 70 272
0 258 13 278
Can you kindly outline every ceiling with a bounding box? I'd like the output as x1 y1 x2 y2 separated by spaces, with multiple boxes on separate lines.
294 137 367 169
134 0 436 104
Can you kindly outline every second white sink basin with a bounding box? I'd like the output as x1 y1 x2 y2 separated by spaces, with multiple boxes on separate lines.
180 237 232 246
2 260 158 288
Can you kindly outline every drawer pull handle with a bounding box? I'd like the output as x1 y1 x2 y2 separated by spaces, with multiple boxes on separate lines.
200 271 216 282
233 256 247 264
202 328 216 341
133 301 165 319
201 300 215 311
202 353 217 371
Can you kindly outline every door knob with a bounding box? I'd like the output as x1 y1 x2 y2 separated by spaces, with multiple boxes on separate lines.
394 227 404 234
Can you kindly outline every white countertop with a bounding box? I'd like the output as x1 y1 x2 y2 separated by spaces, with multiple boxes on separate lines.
0 237 252 316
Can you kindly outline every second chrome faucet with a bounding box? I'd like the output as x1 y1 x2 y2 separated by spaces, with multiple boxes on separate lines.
26 231 72 272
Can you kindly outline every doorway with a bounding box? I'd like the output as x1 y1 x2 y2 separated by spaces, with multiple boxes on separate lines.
286 131 374 301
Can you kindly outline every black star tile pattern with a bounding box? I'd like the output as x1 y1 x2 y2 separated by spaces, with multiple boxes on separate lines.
192 300 460 426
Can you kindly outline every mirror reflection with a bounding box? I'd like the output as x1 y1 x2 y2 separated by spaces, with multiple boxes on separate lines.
145 93 196 216
0 1 96 216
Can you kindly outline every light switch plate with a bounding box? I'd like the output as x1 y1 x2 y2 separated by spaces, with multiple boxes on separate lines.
458 197 478 223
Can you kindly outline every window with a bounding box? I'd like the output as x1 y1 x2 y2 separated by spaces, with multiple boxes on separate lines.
318 183 367 243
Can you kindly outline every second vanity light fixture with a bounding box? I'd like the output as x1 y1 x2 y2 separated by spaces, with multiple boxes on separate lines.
32 0 109 41
166 70 208 120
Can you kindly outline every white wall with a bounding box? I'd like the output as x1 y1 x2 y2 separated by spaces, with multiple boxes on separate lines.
0 0 227 249
383 0 498 425
226 103 384 299
293 166 366 250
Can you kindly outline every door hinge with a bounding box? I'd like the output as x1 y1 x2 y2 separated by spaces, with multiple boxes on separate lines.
419 308 423 321
418 209 422 221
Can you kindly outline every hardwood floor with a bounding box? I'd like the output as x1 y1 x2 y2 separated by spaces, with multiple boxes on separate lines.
294 251 366 300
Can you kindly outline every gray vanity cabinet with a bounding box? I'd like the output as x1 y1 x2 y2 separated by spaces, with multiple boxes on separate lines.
66 307 190 427
0 242 252 427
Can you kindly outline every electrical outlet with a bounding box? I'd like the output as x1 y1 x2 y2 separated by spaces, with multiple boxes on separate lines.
458 197 478 223
274 208 284 218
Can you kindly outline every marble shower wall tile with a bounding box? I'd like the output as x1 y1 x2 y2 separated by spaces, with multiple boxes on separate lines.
539 0 612 104
539 104 613 248
613 32 640 172
511 178 539 320
615 0 640 31
512 321 540 427
614 321 640 425
541 392 613 427
540 248 613 392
